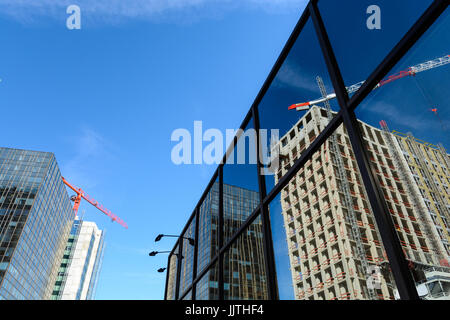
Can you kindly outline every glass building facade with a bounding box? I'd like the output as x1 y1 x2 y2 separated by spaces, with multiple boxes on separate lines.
165 0 450 300
51 219 83 299
167 182 266 300
52 219 105 300
0 147 74 300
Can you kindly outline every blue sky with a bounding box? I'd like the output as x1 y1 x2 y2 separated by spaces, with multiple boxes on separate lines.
0 1 448 300
0 0 308 299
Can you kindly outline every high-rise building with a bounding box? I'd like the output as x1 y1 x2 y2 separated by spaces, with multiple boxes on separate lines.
274 106 450 300
0 147 74 300
388 130 450 258
52 218 105 300
168 182 267 300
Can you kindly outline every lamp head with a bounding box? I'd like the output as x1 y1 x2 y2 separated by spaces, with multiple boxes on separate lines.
155 234 164 242
157 268 166 273
149 251 158 256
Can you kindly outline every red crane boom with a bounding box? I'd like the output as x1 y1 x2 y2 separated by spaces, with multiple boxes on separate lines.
62 176 128 229
288 54 450 111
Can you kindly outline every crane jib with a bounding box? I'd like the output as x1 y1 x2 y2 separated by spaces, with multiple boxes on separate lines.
289 54 450 110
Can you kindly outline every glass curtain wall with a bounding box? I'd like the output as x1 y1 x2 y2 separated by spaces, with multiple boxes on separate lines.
166 0 449 300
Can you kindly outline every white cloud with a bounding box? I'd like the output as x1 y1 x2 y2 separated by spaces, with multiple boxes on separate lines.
60 126 117 189
275 61 318 92
0 0 308 24
274 60 333 94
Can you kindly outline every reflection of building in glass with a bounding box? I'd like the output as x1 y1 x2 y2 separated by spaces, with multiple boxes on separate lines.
0 148 73 299
386 129 450 258
274 106 450 300
191 182 220 300
52 218 105 300
223 216 267 300
413 264 450 300
394 262 450 300
198 182 220 277
169 182 267 300
165 245 178 300
179 218 196 296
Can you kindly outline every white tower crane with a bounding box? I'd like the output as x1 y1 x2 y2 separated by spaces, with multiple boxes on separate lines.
289 54 450 111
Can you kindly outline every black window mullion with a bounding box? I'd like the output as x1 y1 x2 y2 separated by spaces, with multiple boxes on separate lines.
252 104 278 300
163 254 170 300
309 0 419 300
175 238 183 300
348 0 447 111
263 110 343 207
342 109 420 299
218 165 224 300
181 253 220 299
192 207 200 300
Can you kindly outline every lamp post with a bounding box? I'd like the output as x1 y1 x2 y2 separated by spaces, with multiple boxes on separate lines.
149 251 171 256
153 233 193 299
155 234 195 246
149 251 183 259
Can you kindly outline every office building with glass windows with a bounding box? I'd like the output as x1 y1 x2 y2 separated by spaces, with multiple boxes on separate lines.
52 218 105 300
164 0 450 300
0 147 74 300
167 182 267 300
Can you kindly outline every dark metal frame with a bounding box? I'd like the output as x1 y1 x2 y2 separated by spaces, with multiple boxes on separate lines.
165 0 448 300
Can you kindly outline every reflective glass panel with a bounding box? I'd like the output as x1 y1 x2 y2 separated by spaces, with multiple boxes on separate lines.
179 217 196 297
182 290 192 300
223 215 268 300
166 245 179 300
355 8 450 299
258 18 339 193
197 178 220 275
269 120 398 300
318 0 433 99
223 118 260 244
195 262 219 300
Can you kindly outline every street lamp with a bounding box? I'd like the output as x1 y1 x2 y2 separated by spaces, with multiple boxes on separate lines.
155 234 195 246
149 250 171 256
149 251 183 259
157 268 166 273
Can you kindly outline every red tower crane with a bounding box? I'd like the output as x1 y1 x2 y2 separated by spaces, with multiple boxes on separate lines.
288 54 450 111
62 177 128 229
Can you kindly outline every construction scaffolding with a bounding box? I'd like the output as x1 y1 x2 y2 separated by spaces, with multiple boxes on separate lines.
384 125 450 263
316 76 377 300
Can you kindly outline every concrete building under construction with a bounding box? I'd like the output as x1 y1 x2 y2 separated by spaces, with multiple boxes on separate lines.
274 105 450 300
387 129 450 258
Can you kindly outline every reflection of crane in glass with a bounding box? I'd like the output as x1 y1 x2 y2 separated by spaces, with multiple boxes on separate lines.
288 54 450 112
429 108 447 131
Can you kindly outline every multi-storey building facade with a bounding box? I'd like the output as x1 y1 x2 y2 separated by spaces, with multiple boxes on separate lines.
0 147 73 300
274 106 450 300
169 182 267 300
52 218 105 300
221 184 266 300
389 130 450 258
